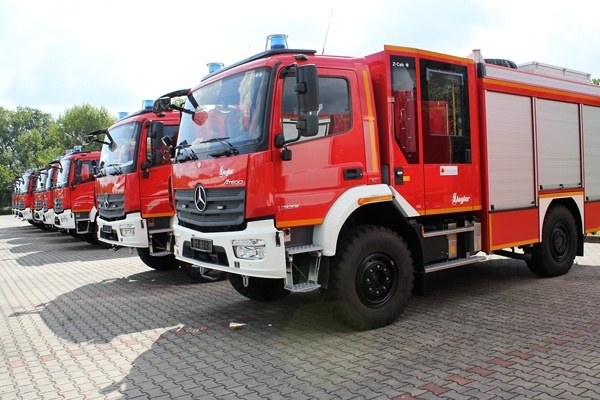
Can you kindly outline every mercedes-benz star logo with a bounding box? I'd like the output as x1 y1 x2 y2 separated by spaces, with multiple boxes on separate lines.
194 184 207 212
102 193 109 210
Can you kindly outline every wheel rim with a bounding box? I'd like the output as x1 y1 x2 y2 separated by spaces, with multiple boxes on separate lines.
356 253 397 307
550 221 570 262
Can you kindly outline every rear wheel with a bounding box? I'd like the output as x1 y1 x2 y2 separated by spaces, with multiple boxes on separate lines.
229 274 290 301
136 248 179 271
324 225 414 330
527 205 577 277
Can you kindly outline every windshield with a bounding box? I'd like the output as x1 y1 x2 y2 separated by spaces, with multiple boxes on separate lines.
35 172 47 192
177 67 270 160
19 176 30 194
45 167 57 190
100 122 140 175
56 160 71 188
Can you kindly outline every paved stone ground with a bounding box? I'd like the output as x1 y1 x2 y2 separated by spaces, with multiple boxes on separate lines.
0 215 599 400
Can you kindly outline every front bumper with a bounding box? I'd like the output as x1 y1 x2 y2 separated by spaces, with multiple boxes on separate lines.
173 218 286 279
20 208 33 221
54 209 75 230
97 212 149 248
43 209 55 225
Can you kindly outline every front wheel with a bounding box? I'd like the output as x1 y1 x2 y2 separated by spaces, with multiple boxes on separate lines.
229 274 290 301
324 225 414 330
136 248 179 271
527 205 577 277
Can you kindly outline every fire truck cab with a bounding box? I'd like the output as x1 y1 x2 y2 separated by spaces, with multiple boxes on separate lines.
53 147 101 242
83 99 184 271
14 170 37 223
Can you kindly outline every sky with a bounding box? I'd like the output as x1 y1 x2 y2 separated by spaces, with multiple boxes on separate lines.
1 0 599 119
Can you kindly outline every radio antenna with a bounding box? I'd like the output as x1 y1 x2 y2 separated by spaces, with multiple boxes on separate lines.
322 9 334 55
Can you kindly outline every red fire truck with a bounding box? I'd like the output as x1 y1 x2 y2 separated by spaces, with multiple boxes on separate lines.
82 99 182 270
32 158 61 229
32 165 50 228
155 37 600 329
14 170 37 223
11 177 21 216
83 94 225 281
53 147 101 242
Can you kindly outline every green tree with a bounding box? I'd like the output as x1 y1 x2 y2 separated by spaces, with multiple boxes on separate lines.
56 104 117 151
592 78 600 86
0 104 117 209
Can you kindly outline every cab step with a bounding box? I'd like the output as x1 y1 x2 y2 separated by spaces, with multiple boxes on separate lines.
285 244 324 256
149 228 172 234
285 282 321 292
150 251 172 257
285 244 323 293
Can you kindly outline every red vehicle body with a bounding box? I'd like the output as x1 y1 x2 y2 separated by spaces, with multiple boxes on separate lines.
88 104 182 270
14 170 37 223
32 159 60 229
161 42 600 329
53 147 100 241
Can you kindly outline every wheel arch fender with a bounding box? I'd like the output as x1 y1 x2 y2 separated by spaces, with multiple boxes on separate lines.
313 185 420 257
89 205 98 223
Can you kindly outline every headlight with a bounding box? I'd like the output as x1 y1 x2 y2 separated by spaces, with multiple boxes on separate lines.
119 224 136 237
232 239 266 260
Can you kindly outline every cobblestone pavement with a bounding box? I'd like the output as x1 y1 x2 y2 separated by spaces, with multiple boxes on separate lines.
1 215 599 399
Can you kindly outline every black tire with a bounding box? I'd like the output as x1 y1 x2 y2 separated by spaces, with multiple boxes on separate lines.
136 248 179 271
83 221 99 245
527 205 577 277
181 262 226 283
324 225 414 330
229 274 289 301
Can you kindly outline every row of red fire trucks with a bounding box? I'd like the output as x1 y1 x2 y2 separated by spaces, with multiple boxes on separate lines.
12 35 600 329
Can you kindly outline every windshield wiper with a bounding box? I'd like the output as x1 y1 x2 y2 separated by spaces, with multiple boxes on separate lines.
104 163 123 175
175 140 197 162
203 137 239 158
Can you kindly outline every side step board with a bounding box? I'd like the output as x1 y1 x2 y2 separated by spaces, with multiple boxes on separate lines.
424 255 487 274
284 244 323 292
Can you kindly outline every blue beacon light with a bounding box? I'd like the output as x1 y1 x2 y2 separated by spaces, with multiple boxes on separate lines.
207 62 224 73
266 34 288 50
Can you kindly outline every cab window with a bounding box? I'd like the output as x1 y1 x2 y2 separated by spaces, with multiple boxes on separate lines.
281 76 351 142
419 60 471 164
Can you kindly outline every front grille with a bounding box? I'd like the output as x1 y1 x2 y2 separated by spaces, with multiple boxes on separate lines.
175 187 245 232
34 199 44 211
54 198 63 213
97 193 125 221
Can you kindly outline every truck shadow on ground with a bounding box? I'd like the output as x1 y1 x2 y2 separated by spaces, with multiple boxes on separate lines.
96 259 593 398
15 254 591 398
2 224 137 266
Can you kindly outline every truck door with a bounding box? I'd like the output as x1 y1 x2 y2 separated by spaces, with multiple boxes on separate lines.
420 59 476 214
139 123 180 218
272 68 367 227
391 55 477 215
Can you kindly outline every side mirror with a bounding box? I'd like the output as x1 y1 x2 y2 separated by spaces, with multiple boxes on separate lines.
153 97 171 114
296 64 319 113
295 64 319 137
81 135 94 146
